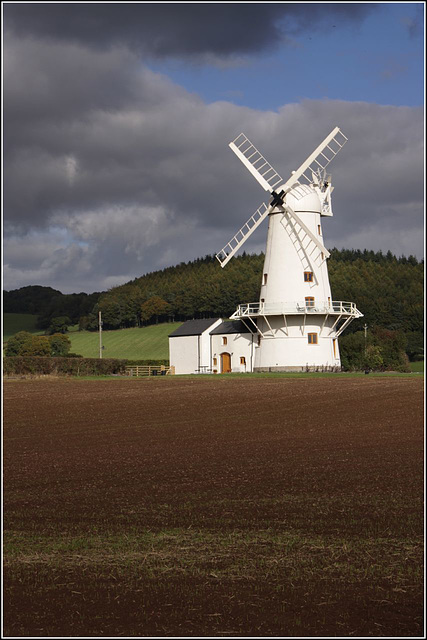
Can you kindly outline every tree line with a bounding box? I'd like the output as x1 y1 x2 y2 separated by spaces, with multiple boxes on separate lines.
4 248 424 367
83 249 423 330
4 286 101 333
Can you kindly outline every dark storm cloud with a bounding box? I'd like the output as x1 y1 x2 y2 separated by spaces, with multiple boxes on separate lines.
3 35 193 227
4 3 376 57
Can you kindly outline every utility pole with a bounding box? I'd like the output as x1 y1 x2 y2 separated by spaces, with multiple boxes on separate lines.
363 323 368 353
99 311 103 359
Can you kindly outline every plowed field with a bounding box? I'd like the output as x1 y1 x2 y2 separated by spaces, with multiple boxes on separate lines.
3 376 424 637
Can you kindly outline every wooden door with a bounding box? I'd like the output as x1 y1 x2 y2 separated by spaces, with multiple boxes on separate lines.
221 352 231 373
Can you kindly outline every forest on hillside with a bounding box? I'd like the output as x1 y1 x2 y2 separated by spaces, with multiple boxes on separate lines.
82 248 423 333
3 286 101 330
4 249 424 365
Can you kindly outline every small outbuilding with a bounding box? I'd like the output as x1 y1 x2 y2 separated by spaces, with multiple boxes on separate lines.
168 318 222 375
169 318 256 375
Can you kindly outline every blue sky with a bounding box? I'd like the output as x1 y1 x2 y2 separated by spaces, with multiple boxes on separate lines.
148 3 424 109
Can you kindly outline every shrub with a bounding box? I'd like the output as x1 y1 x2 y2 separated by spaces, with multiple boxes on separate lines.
371 327 410 372
340 327 410 372
5 331 75 358
405 331 424 361
49 333 72 356
3 357 128 377
5 331 34 356
364 345 384 370
19 335 51 357
339 332 365 371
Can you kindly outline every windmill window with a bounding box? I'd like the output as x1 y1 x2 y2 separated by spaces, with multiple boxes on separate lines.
305 297 315 307
318 224 321 235
263 273 268 285
308 333 318 345
222 337 227 346
304 271 313 282
240 356 246 365
213 357 217 366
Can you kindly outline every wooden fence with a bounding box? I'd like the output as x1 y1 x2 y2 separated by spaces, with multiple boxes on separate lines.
125 365 175 377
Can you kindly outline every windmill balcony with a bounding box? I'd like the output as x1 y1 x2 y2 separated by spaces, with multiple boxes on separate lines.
231 300 363 319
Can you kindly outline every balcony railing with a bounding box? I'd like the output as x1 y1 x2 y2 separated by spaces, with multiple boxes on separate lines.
231 300 363 318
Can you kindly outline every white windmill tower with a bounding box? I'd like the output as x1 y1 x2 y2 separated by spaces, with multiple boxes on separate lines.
216 127 363 371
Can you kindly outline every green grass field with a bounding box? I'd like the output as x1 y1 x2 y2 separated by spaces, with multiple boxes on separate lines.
410 360 425 373
68 323 182 359
3 314 181 360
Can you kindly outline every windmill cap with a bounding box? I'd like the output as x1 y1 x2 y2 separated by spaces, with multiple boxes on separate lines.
285 185 322 214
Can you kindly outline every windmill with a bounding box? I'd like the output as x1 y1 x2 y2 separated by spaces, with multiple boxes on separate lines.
215 127 363 371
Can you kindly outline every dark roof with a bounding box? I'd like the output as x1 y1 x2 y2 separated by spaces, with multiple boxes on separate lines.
210 320 254 335
169 318 220 337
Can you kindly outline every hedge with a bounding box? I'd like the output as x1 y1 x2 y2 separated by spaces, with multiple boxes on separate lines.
3 356 129 377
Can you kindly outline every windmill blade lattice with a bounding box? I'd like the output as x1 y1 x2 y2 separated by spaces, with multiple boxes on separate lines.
229 134 283 193
216 202 270 267
281 205 330 258
282 127 348 199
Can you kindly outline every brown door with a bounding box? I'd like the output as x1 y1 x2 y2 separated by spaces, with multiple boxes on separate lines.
221 352 231 373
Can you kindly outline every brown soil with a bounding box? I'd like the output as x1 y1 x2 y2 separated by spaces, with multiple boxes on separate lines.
3 376 424 637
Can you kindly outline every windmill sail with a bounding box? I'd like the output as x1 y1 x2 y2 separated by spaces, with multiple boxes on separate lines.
216 202 269 267
229 134 283 193
280 127 347 199
281 205 330 258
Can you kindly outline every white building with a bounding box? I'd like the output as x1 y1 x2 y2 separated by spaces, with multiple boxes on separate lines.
168 318 222 375
169 318 255 374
